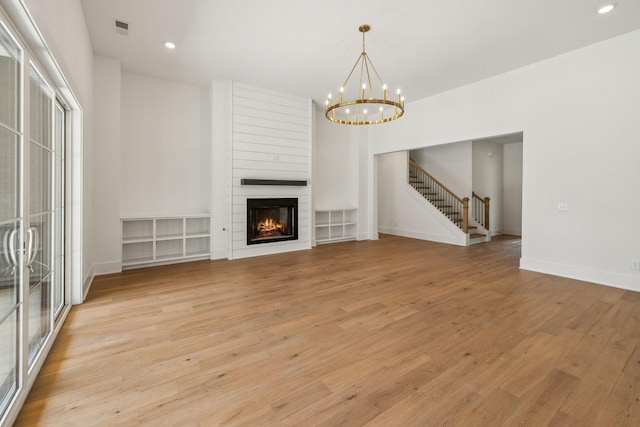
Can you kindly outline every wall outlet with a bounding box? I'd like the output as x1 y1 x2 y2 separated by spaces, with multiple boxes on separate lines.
632 259 640 270
557 202 569 212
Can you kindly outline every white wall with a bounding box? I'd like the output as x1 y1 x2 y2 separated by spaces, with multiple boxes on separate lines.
92 56 121 274
120 73 210 217
411 141 472 198
210 80 231 259
364 29 640 291
313 110 359 210
503 142 523 235
472 139 504 234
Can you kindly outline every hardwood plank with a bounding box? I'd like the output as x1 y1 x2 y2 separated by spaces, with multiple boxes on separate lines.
502 368 579 425
13 234 640 426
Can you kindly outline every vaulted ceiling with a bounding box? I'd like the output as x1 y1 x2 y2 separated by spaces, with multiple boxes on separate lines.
80 0 640 106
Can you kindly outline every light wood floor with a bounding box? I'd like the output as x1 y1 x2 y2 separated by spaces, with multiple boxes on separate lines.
15 234 640 426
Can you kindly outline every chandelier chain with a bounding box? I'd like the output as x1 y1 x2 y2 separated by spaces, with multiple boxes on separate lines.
362 29 366 53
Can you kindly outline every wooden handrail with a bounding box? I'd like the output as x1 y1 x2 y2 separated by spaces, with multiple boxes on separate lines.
409 159 465 204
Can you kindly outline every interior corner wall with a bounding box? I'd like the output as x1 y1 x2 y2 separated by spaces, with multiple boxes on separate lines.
357 126 376 241
368 29 640 291
503 142 523 235
120 73 211 217
210 80 232 259
92 55 121 274
472 140 504 234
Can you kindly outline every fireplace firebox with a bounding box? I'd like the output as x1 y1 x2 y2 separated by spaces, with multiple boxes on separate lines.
247 198 298 245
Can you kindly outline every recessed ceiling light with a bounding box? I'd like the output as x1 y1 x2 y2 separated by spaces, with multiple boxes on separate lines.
598 4 616 14
164 41 176 49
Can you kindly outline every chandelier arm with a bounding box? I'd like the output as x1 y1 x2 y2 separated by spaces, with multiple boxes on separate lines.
342 53 365 90
359 54 366 99
363 55 375 98
364 54 386 88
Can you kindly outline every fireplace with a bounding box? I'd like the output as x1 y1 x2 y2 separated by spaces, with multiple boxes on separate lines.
247 198 298 245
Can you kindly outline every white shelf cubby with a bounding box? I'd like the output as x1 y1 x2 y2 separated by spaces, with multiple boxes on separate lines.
121 215 211 269
315 209 357 244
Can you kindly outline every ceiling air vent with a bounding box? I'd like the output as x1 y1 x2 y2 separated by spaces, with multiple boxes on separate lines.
114 19 129 35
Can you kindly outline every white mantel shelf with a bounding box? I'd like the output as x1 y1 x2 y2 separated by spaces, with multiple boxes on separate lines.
240 179 308 186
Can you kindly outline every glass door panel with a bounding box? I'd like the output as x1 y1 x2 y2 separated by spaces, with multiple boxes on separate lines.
27 65 53 369
0 27 20 131
0 20 22 421
0 130 21 313
0 310 18 415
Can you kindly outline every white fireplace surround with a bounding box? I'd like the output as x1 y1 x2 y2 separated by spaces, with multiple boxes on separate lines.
212 81 313 260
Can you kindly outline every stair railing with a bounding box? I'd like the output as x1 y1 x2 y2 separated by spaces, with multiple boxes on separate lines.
472 192 490 231
409 159 469 233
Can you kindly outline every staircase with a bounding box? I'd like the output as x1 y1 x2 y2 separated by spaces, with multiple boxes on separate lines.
408 158 488 244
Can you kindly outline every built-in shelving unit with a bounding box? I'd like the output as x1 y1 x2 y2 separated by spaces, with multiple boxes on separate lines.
122 215 211 269
315 209 357 244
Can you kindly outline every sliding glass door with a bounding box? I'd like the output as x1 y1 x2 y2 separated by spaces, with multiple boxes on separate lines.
0 20 67 421
0 20 22 417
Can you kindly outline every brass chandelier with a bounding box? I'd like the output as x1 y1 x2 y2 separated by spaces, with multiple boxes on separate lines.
325 24 404 125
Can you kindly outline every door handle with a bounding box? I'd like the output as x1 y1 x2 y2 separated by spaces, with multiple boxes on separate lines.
3 228 18 274
26 226 39 272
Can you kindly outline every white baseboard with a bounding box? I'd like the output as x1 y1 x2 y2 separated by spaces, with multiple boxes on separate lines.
232 242 312 260
210 249 228 260
93 261 122 276
357 232 378 241
378 227 466 246
520 257 640 292
82 262 121 302
502 228 522 236
82 265 95 302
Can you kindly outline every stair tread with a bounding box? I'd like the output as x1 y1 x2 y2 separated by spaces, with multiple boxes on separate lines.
469 233 485 238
